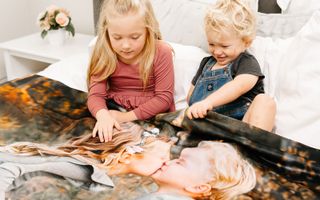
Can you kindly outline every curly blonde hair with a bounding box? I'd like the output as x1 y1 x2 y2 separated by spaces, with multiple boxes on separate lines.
87 0 161 88
204 0 256 44
197 141 256 200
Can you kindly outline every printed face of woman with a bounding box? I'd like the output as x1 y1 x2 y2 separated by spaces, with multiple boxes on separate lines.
108 11 147 65
150 146 212 189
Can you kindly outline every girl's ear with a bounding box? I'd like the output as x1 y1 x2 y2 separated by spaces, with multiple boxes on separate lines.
185 183 211 196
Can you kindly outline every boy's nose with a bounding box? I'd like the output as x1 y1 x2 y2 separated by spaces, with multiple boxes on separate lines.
213 48 223 56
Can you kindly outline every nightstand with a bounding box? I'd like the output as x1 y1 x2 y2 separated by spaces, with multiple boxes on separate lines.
0 33 94 81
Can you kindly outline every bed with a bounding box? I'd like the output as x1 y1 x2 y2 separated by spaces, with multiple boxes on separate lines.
1 0 320 199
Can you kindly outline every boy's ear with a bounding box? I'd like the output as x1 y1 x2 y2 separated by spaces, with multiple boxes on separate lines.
244 40 253 48
185 183 211 195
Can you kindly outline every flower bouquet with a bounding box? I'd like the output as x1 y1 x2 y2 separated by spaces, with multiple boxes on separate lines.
37 5 75 39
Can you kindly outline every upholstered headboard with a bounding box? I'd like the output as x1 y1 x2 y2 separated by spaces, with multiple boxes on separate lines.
93 0 281 26
92 0 281 49
93 0 103 33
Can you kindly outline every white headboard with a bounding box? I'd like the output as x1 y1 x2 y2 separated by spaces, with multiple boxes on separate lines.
93 0 281 51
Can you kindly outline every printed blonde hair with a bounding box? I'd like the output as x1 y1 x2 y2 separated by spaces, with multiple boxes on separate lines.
4 122 169 172
205 0 256 44
87 0 161 88
4 123 143 166
197 141 256 200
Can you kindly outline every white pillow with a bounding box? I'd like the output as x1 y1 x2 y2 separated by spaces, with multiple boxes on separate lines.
151 0 209 50
256 12 313 38
249 10 320 149
88 36 97 55
38 53 89 93
168 42 210 110
249 36 292 97
252 10 320 149
277 0 320 14
273 10 320 149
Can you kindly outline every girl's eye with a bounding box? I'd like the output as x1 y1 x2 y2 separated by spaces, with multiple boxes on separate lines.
113 37 121 40
132 36 140 40
222 45 230 48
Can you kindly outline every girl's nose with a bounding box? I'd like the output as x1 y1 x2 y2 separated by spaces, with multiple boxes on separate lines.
121 39 130 49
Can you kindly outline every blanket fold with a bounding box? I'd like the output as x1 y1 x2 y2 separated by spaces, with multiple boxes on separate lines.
0 152 114 200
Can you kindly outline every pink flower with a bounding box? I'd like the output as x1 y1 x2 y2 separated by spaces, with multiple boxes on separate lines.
47 5 59 15
55 13 69 27
39 21 50 31
38 5 75 39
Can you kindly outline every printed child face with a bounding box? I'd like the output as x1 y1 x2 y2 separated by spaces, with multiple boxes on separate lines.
206 26 248 67
151 145 212 189
108 11 147 65
128 140 171 177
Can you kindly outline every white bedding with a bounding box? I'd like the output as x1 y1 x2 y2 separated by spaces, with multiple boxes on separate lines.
39 1 320 149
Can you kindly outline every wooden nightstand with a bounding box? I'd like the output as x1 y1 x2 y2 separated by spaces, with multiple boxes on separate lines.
0 33 94 81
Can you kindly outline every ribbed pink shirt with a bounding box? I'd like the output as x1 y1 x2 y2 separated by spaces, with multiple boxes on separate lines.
87 41 175 120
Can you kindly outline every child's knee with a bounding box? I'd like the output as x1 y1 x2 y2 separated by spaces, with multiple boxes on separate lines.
254 94 276 110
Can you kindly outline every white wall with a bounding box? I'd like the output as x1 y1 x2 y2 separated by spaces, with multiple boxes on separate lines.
0 0 32 80
0 0 94 81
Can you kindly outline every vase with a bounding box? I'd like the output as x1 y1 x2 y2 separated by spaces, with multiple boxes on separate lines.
47 29 66 46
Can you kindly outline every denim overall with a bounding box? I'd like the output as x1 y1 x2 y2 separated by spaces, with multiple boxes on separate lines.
189 57 251 120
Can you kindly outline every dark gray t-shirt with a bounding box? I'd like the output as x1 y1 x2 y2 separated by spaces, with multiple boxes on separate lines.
191 52 265 101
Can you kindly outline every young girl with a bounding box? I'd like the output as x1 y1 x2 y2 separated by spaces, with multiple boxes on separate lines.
186 0 276 131
87 0 175 142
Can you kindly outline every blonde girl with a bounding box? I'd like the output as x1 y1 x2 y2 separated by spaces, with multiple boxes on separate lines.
87 0 175 142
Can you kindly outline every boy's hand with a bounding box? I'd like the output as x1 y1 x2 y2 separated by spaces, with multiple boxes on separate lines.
187 100 212 119
92 109 122 142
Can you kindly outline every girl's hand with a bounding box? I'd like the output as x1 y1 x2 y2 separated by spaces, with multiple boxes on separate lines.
109 110 138 124
187 99 212 119
92 109 122 142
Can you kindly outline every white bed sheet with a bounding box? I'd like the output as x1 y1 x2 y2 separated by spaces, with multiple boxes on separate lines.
38 53 90 93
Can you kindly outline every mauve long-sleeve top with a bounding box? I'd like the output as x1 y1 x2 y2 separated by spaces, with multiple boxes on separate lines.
87 41 175 120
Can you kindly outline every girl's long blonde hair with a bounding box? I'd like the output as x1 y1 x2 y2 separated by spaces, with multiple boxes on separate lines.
87 0 161 88
3 123 144 169
2 122 169 171
205 0 256 44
